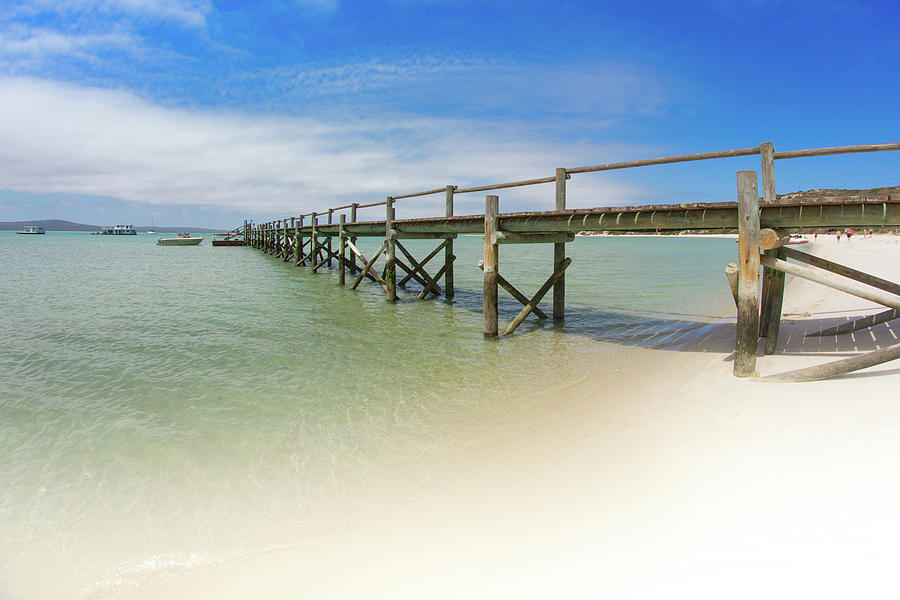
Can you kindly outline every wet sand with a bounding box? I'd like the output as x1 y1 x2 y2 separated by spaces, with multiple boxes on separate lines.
129 234 900 599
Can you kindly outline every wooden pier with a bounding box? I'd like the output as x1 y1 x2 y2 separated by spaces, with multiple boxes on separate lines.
236 142 900 381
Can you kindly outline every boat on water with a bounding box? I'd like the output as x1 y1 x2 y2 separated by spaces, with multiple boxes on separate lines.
93 225 137 235
787 234 809 245
16 225 46 234
158 233 203 246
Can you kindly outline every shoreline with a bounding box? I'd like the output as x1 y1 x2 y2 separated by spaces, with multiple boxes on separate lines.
91 235 900 599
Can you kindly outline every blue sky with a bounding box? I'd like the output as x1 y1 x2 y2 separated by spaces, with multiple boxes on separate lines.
0 0 898 228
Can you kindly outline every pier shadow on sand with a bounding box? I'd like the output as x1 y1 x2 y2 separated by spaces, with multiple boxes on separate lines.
407 286 899 375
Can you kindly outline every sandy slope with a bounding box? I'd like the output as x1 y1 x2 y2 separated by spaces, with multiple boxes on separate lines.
128 235 900 600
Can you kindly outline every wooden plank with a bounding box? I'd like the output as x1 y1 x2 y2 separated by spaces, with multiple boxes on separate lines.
567 147 761 174
349 240 387 290
503 258 572 336
734 170 761 377
760 255 900 310
397 239 448 287
493 231 574 244
484 195 499 337
478 260 549 320
780 246 900 296
805 308 900 337
773 142 900 160
761 343 900 383
394 240 441 293
416 257 454 300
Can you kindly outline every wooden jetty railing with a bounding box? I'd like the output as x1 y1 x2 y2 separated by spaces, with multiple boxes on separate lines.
236 142 900 381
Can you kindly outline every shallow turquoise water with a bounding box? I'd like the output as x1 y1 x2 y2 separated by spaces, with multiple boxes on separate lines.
0 231 736 598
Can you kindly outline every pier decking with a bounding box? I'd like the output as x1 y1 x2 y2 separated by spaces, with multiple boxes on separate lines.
235 142 900 381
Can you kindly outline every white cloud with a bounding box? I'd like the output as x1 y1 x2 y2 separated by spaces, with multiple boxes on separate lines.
0 26 136 60
8 0 212 28
268 56 669 119
0 77 654 220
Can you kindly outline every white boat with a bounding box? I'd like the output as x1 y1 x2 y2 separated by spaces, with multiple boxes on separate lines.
787 234 809 245
96 224 137 235
158 233 203 246
17 225 45 234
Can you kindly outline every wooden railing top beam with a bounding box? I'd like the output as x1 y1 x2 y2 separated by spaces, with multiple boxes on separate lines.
251 142 900 229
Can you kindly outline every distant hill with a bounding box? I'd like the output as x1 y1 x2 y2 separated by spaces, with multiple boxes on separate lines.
777 186 900 201
0 219 222 233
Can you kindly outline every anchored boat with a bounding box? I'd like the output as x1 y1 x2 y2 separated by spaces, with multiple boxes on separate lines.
158 233 203 246
17 226 45 234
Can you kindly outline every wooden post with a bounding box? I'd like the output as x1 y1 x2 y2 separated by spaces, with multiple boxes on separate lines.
757 142 784 354
327 209 334 268
734 170 761 377
338 214 346 285
243 220 248 246
484 194 499 337
310 213 318 272
553 168 566 320
385 197 397 301
725 262 739 308
276 220 282 256
445 185 455 299
295 216 304 265
350 203 358 274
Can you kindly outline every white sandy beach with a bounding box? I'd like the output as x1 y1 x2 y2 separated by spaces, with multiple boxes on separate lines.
126 234 900 600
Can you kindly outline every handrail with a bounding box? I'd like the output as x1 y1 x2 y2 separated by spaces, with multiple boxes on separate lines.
252 142 899 228
773 142 900 160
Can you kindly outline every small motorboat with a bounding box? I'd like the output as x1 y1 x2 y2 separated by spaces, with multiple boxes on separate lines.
158 233 203 246
787 234 809 245
17 225 45 234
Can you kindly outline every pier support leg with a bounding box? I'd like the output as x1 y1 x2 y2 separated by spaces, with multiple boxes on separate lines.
734 170 761 377
484 194 499 337
295 216 304 265
385 197 397 301
327 209 334 268
338 215 346 286
553 168 566 320
763 249 786 354
310 214 319 272
445 185 455 299
350 203 358 274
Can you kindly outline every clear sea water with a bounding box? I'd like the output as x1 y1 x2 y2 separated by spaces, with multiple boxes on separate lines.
0 230 736 598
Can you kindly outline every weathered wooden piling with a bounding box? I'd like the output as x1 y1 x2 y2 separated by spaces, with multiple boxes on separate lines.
553 167 567 320
237 140 900 381
385 197 397 301
350 203 358 274
734 170 761 377
445 185 455 299
483 195 499 337
338 214 346 286
310 214 319 272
